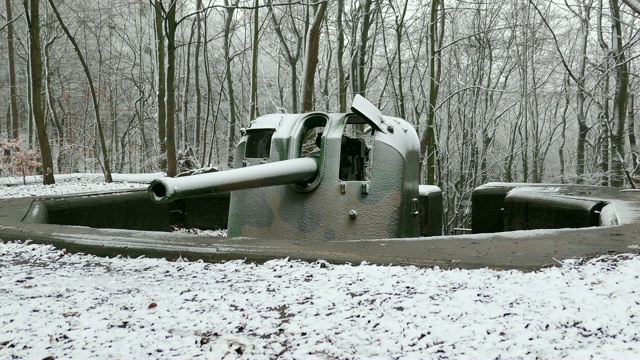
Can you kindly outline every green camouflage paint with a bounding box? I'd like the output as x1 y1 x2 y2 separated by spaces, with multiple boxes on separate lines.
149 96 440 240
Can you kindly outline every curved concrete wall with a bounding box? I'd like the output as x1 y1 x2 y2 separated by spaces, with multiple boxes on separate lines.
23 190 229 232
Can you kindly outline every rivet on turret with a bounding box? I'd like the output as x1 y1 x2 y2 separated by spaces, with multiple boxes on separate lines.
387 124 394 133
349 210 357 219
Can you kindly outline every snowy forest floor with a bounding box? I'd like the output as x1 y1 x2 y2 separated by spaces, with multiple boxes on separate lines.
1 177 639 359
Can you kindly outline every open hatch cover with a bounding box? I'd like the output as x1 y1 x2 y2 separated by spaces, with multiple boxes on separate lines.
349 94 386 134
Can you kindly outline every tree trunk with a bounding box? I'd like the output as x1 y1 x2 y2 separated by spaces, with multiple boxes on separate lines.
395 1 408 120
336 0 346 112
194 0 203 157
165 1 178 177
26 67 34 149
356 0 373 98
136 3 150 173
154 0 167 172
419 0 442 185
628 94 638 174
505 123 519 182
597 0 610 185
183 19 196 151
559 76 570 184
224 1 238 167
301 2 327 112
24 0 55 184
43 36 65 172
599 112 610 185
609 0 628 187
6 0 19 141
575 1 591 184
201 16 213 166
250 0 259 120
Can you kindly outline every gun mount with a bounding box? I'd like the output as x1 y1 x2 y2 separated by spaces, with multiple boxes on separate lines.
148 95 441 240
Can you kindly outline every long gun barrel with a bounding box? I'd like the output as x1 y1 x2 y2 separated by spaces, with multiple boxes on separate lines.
148 157 318 204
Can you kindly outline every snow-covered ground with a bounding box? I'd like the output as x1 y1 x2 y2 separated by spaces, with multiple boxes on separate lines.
0 173 150 197
1 176 640 359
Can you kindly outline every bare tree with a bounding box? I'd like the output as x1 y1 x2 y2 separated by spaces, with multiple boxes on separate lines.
568 0 593 184
250 0 259 120
597 0 611 185
193 1 203 156
621 0 640 14
350 0 375 97
223 0 239 167
150 0 179 177
268 1 303 113
164 1 178 177
47 0 113 182
154 0 167 172
23 0 55 184
419 0 444 185
628 94 638 173
336 0 347 112
42 31 65 171
609 0 629 187
393 1 409 120
301 1 328 112
5 0 19 141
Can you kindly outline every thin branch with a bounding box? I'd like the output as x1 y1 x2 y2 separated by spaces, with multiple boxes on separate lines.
150 0 329 27
527 0 581 86
0 11 23 33
621 0 640 15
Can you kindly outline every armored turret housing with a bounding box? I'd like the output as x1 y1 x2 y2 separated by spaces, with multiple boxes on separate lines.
149 95 441 240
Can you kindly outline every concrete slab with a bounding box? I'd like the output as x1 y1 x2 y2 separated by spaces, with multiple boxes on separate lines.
1 189 640 271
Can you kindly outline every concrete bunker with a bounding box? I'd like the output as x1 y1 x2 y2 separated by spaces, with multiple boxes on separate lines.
23 190 230 233
471 183 620 234
21 181 620 240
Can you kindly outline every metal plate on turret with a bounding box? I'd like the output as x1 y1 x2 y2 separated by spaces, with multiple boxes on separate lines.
350 94 386 133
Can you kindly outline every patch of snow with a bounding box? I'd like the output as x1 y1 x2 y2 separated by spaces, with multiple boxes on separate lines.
507 186 560 193
0 241 639 359
481 182 561 188
0 172 160 186
600 203 620 226
419 185 441 196
171 227 228 237
344 227 599 243
112 172 165 182
0 176 147 198
608 199 640 225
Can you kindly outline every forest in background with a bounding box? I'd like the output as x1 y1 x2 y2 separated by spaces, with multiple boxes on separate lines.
1 0 640 232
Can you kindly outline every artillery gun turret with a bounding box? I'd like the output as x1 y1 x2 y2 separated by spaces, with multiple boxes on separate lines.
149 95 441 240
